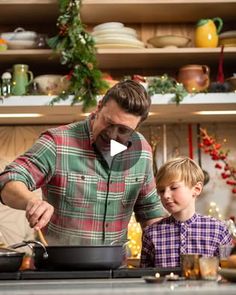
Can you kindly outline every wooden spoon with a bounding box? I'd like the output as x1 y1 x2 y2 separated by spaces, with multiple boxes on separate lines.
37 229 48 247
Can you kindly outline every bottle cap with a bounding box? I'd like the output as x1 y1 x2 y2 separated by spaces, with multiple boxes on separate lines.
1 72 12 79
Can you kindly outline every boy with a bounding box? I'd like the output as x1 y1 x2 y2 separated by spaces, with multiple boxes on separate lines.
140 156 232 267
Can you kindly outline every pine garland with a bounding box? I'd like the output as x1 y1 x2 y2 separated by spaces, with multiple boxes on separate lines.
147 74 188 104
48 0 107 111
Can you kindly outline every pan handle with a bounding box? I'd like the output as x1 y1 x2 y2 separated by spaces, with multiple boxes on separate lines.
10 240 48 259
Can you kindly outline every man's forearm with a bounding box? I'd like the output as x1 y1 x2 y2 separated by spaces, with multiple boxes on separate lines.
1 181 35 210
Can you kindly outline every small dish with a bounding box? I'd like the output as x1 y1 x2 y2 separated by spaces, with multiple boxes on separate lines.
219 30 236 40
94 37 144 47
219 37 236 47
142 276 165 283
148 35 191 48
92 27 137 37
93 22 124 32
95 43 145 49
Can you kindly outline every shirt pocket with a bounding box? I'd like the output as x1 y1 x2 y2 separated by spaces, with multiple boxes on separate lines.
66 172 98 208
122 175 145 207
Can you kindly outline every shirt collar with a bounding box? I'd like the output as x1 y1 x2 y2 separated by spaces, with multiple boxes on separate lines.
170 213 198 226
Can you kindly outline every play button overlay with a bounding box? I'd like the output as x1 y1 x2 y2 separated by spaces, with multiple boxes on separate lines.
110 139 127 156
94 123 142 171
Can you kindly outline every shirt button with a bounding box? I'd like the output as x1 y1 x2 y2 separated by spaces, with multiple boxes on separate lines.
81 175 85 180
105 223 109 228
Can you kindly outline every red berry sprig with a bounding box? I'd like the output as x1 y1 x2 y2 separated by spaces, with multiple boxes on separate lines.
200 128 236 194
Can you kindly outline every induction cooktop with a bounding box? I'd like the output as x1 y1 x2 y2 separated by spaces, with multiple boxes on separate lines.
0 267 181 280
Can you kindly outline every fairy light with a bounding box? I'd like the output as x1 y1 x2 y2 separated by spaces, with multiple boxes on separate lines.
127 213 142 258
207 202 222 219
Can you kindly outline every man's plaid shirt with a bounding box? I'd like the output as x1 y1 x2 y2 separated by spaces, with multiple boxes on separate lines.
0 117 164 245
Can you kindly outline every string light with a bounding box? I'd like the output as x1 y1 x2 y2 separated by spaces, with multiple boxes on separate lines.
127 213 142 258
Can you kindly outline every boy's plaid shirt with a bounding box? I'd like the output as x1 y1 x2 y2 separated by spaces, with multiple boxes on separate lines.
0 117 164 245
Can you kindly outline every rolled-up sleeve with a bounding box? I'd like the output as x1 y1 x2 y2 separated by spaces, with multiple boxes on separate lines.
0 132 56 194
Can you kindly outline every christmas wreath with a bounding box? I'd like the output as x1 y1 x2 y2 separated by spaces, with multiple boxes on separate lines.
48 0 107 111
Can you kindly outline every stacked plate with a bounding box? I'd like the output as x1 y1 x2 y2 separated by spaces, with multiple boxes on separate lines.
219 30 236 47
1 27 37 49
92 22 145 49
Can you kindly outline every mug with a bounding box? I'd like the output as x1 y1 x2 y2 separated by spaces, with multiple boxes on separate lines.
12 64 34 96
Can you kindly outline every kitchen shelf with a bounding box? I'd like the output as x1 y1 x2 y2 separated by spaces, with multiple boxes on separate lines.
1 47 236 71
0 93 235 125
1 1 236 25
81 0 236 24
96 47 236 70
0 50 59 65
0 0 58 25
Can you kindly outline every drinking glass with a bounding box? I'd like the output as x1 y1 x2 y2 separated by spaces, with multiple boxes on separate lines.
199 256 219 280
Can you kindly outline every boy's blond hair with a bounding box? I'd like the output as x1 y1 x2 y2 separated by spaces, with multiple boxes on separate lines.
156 156 204 191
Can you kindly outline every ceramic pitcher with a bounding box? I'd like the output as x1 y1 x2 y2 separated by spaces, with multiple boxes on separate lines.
12 64 34 95
194 17 223 48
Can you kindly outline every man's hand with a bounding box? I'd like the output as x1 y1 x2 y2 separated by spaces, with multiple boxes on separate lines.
26 198 54 230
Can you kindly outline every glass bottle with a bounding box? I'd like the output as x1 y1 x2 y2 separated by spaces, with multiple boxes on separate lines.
1 72 12 97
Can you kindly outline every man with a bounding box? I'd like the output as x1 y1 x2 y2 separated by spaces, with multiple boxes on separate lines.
0 80 164 245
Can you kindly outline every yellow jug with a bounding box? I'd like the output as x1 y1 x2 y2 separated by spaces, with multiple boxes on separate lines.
194 18 223 48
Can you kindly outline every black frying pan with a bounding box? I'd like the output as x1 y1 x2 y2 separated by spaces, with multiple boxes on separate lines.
33 244 124 270
11 240 125 270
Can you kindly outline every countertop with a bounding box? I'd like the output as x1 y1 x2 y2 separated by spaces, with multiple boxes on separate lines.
0 278 235 295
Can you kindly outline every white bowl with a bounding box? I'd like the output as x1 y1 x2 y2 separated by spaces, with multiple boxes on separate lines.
93 22 124 32
92 27 137 37
148 35 191 48
7 40 36 49
34 75 70 95
1 27 37 41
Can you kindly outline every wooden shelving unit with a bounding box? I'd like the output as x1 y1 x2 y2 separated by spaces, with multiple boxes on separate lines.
1 93 235 125
0 0 236 124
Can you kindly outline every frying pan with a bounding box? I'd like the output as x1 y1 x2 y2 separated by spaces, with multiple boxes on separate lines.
33 244 124 270
11 240 125 270
0 248 25 272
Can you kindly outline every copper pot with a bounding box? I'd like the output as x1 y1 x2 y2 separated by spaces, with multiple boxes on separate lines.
177 64 210 92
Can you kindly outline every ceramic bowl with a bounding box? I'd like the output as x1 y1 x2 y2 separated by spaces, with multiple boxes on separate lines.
226 76 236 91
34 75 70 95
6 40 36 49
1 27 37 41
148 35 191 48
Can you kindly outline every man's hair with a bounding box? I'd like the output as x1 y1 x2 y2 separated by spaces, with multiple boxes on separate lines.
101 80 151 122
156 156 204 191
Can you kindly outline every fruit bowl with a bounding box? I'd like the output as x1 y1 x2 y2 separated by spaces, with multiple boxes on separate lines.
147 35 191 48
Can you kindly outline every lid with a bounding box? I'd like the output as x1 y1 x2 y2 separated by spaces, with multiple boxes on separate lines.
1 72 12 80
